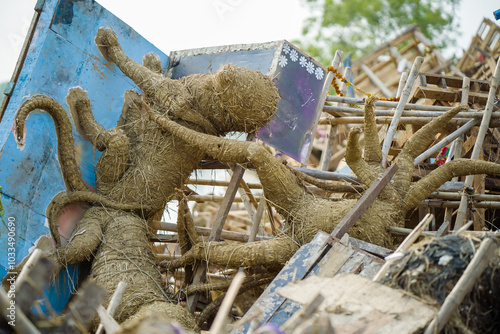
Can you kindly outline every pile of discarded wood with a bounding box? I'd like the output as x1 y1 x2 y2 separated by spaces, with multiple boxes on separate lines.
3 16 500 334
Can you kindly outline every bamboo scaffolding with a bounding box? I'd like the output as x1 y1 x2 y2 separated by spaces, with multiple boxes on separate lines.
454 56 500 230
323 105 500 118
442 78 470 229
319 116 500 126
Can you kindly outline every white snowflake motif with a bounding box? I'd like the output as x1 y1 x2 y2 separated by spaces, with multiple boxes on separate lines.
306 61 315 74
299 56 308 67
315 67 324 80
289 49 299 62
278 55 288 68
283 43 291 54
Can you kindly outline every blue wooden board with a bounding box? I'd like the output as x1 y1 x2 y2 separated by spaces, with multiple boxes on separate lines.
0 0 168 313
231 231 330 334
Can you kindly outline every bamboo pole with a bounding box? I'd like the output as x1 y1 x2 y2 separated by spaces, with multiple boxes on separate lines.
326 95 478 111
209 271 246 334
150 220 271 242
320 116 491 126
381 56 424 166
396 71 408 97
95 281 127 334
0 289 41 334
323 105 499 118
413 118 479 165
454 57 500 230
319 66 351 171
443 78 469 229
423 238 497 334
429 191 500 202
422 200 500 210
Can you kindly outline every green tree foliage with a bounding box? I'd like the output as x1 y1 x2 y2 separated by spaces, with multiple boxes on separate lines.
296 0 461 65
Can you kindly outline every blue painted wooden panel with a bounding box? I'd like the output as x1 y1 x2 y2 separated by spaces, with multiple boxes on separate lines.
259 44 326 162
0 0 169 313
231 231 330 334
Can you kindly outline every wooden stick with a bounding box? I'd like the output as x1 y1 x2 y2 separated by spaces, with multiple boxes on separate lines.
248 199 265 243
15 249 43 286
374 214 434 281
428 192 500 202
187 164 245 313
331 164 399 239
396 70 409 97
455 58 500 230
326 95 481 112
324 105 500 118
0 288 41 334
187 178 262 189
421 200 500 210
414 118 479 165
150 221 271 242
209 271 246 334
96 306 120 334
320 115 492 126
423 238 497 334
454 220 474 234
95 281 127 334
280 292 325 332
381 57 424 166
443 78 469 229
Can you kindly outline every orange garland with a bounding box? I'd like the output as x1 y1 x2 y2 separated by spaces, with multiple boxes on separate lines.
327 66 400 102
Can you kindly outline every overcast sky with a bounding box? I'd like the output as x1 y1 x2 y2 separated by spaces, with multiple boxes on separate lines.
0 0 499 83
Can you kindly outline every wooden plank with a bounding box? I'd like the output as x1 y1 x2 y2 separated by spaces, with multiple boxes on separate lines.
423 73 489 91
186 164 245 313
331 164 399 239
277 274 435 334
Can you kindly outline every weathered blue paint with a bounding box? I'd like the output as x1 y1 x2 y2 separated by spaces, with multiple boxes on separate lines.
0 0 168 313
231 231 330 334
170 42 327 163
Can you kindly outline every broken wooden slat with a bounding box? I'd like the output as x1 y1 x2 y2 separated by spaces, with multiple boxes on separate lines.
373 214 434 281
0 287 41 334
209 271 246 334
95 281 127 334
186 164 246 313
413 86 488 105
